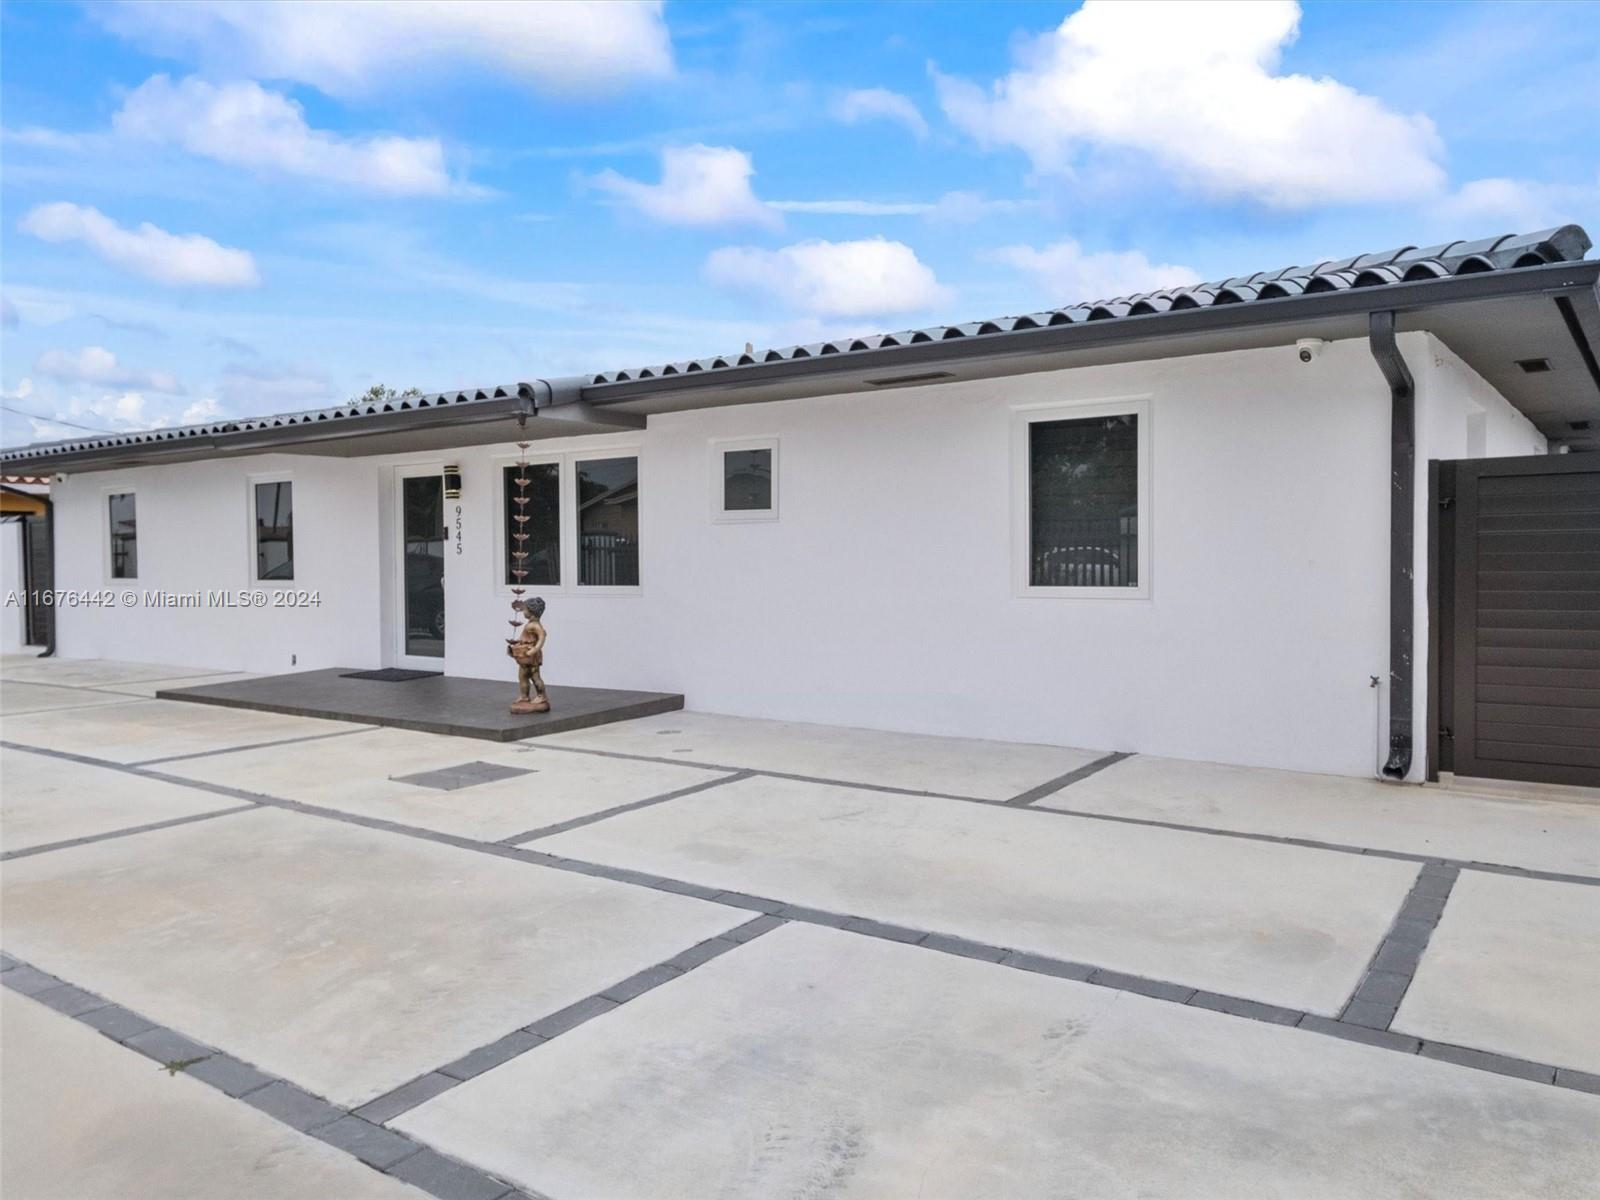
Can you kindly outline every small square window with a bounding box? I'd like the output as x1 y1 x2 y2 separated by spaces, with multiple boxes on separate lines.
712 439 779 521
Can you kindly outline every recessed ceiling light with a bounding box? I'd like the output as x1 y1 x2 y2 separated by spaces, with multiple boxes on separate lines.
1516 357 1552 373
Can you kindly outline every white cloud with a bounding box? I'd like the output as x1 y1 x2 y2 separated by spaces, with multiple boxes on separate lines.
2 125 92 151
591 145 781 229
114 76 461 197
769 200 933 216
925 191 1032 225
19 203 260 288
936 0 1445 208
35 346 182 393
704 237 952 318
831 88 929 140
217 364 336 413
97 0 673 98
1433 175 1600 232
989 239 1202 304
180 397 224 424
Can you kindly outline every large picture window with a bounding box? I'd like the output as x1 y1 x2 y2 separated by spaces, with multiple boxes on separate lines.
577 456 639 587
108 492 137 579
502 462 560 586
253 480 294 580
1015 401 1149 597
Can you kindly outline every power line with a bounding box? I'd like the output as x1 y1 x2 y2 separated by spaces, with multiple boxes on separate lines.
0 402 117 434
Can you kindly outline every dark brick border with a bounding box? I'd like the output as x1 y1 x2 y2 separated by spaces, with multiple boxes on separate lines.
0 959 537 1200
1339 862 1459 1030
515 741 1600 888
5 739 1597 1097
1005 751 1134 806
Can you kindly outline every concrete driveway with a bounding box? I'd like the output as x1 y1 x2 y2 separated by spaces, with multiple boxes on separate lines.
3 658 1598 1199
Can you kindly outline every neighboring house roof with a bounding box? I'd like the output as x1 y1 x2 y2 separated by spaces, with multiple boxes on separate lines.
5 225 1597 472
1 483 48 516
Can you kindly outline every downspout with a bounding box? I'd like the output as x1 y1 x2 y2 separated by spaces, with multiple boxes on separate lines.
1369 311 1414 778
37 491 56 657
517 378 585 420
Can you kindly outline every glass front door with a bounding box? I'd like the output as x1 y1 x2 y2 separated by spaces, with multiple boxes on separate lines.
402 474 445 659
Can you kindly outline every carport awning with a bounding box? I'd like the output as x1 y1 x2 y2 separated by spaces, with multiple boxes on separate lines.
1 486 47 516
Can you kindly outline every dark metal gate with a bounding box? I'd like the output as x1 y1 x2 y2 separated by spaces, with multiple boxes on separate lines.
21 513 53 647
1432 454 1600 787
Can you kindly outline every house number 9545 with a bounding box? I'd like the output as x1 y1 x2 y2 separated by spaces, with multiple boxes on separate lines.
454 506 463 555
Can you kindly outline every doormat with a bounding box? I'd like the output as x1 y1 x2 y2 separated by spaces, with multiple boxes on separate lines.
339 668 443 682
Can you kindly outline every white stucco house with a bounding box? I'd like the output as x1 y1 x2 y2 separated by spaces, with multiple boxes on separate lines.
5 225 1598 788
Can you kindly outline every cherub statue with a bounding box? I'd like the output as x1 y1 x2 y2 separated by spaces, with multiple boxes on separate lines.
506 596 550 714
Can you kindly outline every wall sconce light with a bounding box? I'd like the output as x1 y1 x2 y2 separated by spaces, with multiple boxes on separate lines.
443 464 462 499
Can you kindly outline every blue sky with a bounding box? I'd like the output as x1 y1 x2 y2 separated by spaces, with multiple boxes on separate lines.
2 0 1597 448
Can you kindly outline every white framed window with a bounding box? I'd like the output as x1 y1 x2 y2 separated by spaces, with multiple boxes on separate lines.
495 454 563 592
105 490 138 580
1012 397 1150 599
570 448 642 593
710 436 779 522
247 474 295 582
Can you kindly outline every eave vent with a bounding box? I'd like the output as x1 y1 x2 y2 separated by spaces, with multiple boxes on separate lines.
864 371 956 388
1516 357 1552 373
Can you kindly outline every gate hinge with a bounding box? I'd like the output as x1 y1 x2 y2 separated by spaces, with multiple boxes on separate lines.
1439 727 1454 740
1438 496 1454 510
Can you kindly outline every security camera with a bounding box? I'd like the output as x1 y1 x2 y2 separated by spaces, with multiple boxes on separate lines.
1296 338 1326 364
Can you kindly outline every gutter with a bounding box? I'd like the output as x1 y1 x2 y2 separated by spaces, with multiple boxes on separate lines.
1368 311 1415 779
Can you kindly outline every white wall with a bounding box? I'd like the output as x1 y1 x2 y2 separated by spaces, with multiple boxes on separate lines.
40 332 1539 778
1 519 28 652
51 453 384 673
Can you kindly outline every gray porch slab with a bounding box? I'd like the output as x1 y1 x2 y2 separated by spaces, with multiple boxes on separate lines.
158 668 683 742
397 922 1600 1200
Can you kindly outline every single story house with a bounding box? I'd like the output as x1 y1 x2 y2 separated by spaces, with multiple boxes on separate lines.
5 225 1598 788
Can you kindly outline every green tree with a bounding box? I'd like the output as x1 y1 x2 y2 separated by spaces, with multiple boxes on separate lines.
355 384 423 405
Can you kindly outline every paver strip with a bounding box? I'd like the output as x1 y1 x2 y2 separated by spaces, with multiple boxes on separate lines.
1 806 747 1106
6 735 1597 886
1004 750 1134 805
2 738 1597 1091
501 769 755 843
1338 862 1460 1029
393 922 1600 1200
0 803 259 861
129 725 379 767
0 989 439 1200
0 971 528 1200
